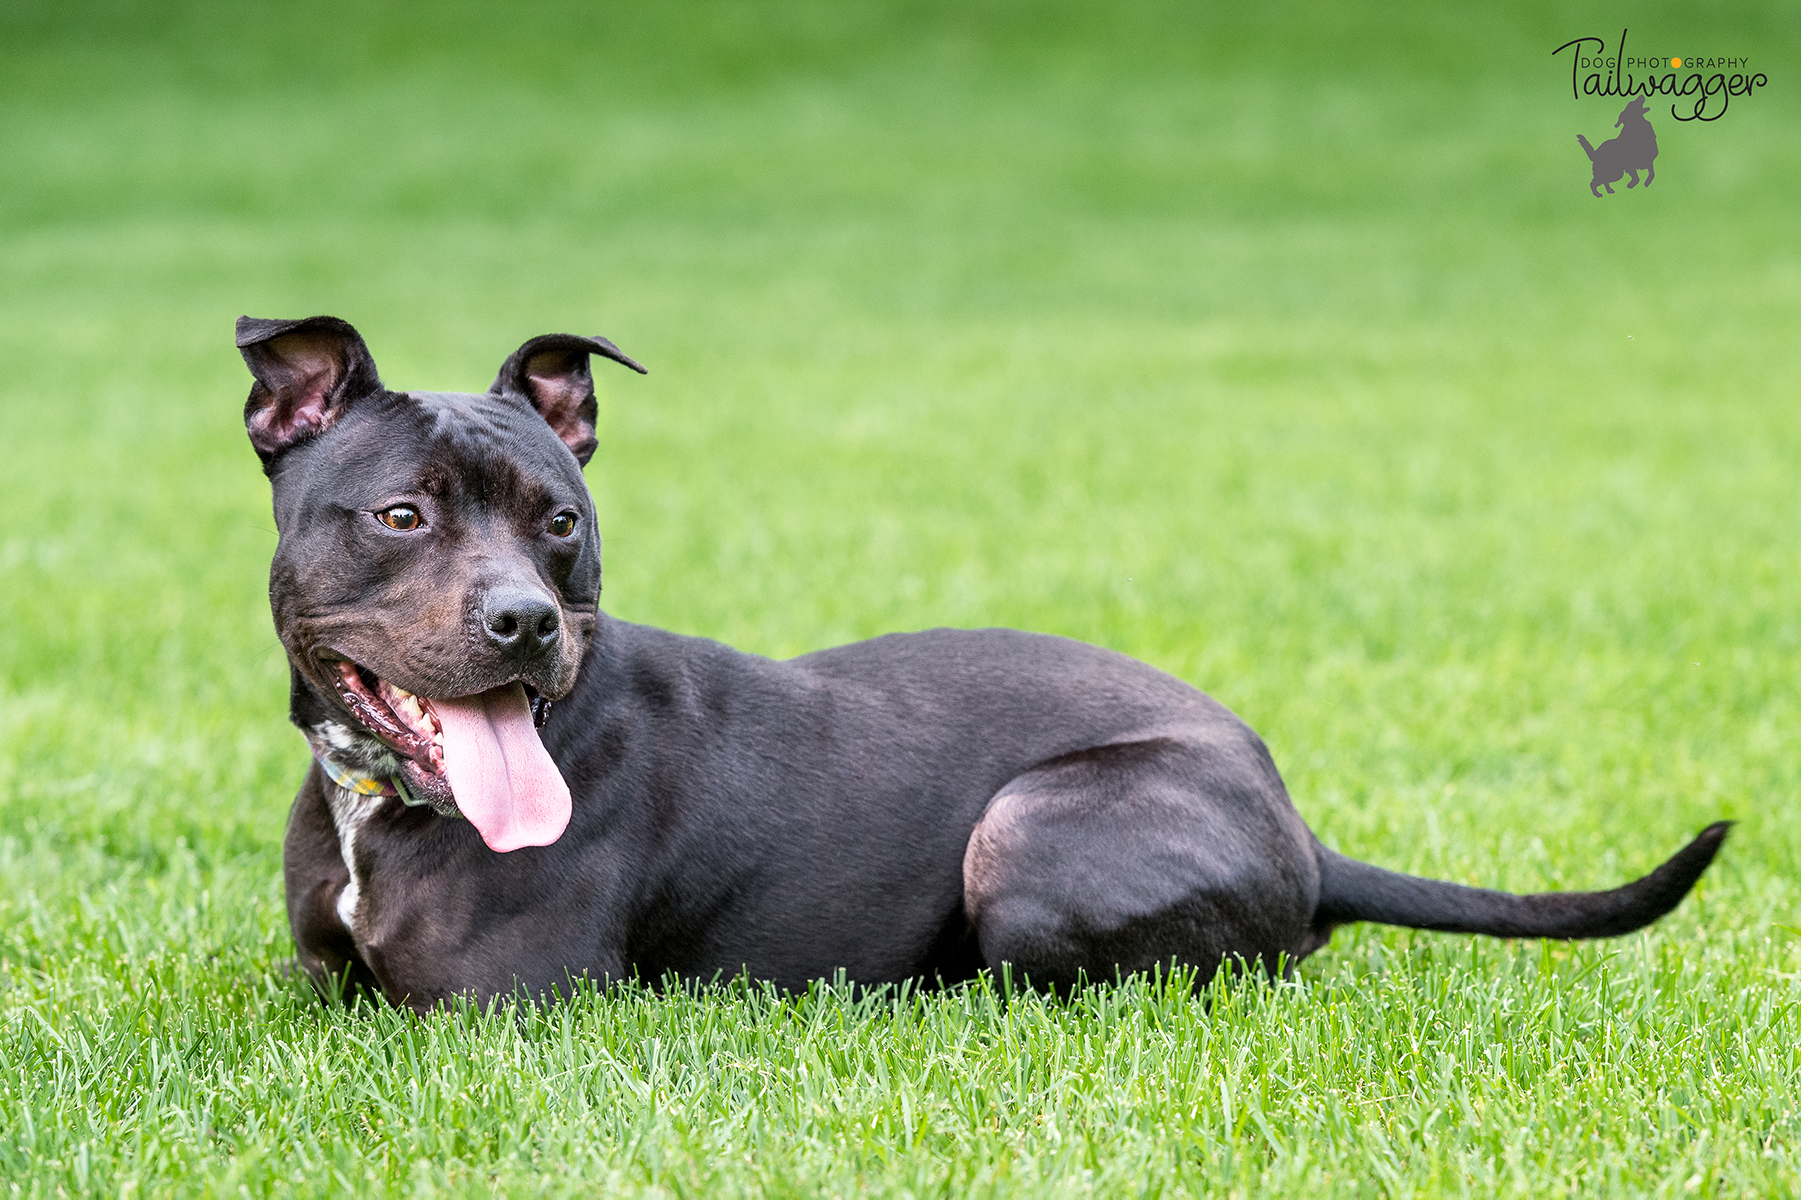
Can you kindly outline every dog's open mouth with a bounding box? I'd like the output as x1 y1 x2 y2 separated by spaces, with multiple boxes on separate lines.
329 661 571 853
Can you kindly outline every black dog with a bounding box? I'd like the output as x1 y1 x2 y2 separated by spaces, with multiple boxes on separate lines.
240 316 1728 1010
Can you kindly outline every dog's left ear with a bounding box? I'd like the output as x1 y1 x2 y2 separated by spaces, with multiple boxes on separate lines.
492 334 647 465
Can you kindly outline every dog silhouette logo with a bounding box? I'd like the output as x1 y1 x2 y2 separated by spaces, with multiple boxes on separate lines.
1577 97 1659 195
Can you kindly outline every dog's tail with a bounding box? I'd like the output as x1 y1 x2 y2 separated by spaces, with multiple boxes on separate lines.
1577 133 1598 161
1313 822 1729 939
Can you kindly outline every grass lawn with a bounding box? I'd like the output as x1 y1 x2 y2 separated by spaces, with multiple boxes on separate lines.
3 0 1799 1193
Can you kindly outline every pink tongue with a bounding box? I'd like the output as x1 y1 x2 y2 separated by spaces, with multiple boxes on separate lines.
432 683 571 852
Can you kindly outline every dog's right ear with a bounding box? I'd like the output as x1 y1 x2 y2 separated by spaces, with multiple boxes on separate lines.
237 315 382 466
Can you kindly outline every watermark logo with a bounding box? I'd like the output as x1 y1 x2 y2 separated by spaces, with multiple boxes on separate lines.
1552 27 1768 194
1553 28 1767 122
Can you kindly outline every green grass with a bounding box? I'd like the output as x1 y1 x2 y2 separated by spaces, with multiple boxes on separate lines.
3 0 1799 1193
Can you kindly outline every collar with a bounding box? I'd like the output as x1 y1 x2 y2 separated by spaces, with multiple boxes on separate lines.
316 753 430 807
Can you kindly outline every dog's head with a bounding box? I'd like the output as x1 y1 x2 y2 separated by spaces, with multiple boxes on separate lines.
238 315 645 850
1617 97 1649 126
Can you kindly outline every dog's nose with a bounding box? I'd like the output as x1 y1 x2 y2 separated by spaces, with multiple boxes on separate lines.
482 589 560 657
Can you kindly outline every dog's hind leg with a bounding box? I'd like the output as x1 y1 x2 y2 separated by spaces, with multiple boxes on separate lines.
961 737 1319 994
1627 169 1640 188
1644 162 1655 186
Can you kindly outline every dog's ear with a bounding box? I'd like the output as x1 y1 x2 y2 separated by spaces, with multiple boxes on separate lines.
237 316 382 465
491 333 647 465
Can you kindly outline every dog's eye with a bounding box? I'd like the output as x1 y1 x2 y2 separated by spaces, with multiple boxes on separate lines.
548 511 578 538
376 505 423 531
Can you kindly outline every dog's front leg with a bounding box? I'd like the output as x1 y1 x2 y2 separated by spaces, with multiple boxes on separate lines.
283 766 381 1001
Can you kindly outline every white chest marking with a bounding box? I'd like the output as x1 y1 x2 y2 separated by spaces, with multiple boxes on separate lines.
326 786 385 935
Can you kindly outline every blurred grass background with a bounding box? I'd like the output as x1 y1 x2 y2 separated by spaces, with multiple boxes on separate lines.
1 0 1798 1194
